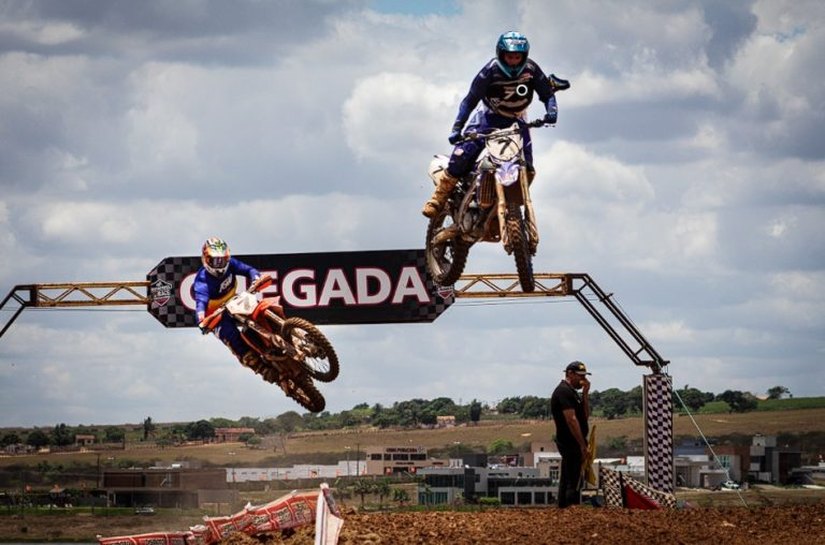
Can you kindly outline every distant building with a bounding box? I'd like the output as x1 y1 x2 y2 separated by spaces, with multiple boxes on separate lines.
214 427 255 443
75 434 96 447
418 465 556 506
524 442 561 482
674 439 743 488
226 462 363 481
522 441 557 467
748 434 802 484
673 434 802 487
102 466 235 509
436 415 456 428
364 445 452 475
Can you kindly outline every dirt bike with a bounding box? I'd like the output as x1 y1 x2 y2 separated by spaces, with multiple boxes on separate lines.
199 274 339 413
425 119 552 292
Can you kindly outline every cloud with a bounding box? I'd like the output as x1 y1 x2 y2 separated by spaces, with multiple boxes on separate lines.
343 72 458 164
0 0 823 425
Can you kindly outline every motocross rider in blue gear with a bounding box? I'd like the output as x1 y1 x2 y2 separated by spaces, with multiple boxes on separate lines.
422 31 570 218
194 238 278 383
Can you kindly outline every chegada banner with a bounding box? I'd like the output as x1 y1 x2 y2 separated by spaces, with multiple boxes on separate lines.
146 248 454 328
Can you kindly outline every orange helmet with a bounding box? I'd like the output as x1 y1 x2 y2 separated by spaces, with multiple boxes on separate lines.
201 237 230 277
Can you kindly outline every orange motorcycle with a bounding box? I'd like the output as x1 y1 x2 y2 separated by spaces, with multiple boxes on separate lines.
199 274 339 412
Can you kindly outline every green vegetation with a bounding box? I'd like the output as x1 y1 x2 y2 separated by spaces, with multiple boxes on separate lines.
4 390 825 454
754 397 825 411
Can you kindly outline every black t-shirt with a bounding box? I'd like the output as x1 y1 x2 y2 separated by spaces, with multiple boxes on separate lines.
551 380 589 450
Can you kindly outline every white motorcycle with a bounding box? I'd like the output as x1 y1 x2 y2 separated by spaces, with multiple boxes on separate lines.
425 119 550 292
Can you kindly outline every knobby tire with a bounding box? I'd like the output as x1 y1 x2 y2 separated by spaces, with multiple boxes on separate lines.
281 317 340 382
506 203 535 293
283 376 326 413
425 206 470 286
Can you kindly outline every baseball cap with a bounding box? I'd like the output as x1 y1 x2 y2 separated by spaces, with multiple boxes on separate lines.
565 361 591 375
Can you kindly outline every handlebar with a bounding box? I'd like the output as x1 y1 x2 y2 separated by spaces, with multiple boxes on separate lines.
249 273 274 293
198 273 274 330
458 119 550 144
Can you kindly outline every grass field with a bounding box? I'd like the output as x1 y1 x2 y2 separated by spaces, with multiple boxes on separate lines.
2 407 824 468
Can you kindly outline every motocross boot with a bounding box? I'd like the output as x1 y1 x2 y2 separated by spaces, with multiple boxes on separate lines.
241 351 261 369
260 367 281 384
241 351 267 376
241 351 280 383
422 170 459 218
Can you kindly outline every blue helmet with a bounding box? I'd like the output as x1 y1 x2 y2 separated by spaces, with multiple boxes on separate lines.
496 31 530 78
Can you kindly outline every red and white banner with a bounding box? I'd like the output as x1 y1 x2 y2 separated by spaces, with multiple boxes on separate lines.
245 490 319 532
98 485 342 545
199 509 255 540
98 532 190 545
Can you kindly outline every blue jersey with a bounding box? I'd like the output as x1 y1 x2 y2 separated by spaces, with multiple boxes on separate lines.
455 58 559 126
193 258 261 319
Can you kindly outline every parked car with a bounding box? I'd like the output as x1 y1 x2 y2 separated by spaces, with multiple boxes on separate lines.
721 480 740 490
134 505 156 515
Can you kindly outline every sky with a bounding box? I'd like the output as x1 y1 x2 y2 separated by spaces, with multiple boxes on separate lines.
1 0 823 427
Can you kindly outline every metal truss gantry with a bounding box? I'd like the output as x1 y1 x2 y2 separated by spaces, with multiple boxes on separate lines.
453 273 668 373
0 274 668 372
0 281 149 338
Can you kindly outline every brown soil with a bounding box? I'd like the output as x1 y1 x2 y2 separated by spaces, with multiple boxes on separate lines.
2 503 824 544
254 504 825 545
0 513 189 541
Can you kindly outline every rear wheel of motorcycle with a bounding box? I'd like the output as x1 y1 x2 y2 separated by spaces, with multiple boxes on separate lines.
281 317 340 382
506 203 535 293
282 376 326 413
425 206 470 286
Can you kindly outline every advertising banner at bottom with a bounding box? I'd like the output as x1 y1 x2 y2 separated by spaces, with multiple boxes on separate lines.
98 485 336 545
98 532 190 545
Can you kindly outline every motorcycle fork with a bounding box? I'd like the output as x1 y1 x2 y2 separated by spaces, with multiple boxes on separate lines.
519 168 540 254
495 181 510 251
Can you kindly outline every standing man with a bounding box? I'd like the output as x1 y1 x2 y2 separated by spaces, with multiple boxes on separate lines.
550 361 591 508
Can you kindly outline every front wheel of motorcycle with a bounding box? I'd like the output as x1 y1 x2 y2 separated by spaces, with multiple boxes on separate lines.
425 205 470 286
506 203 536 293
281 317 340 382
282 376 326 413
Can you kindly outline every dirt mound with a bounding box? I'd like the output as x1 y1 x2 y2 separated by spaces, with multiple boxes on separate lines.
220 503 825 544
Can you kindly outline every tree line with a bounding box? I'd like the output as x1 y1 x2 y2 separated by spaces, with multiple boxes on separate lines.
0 386 792 448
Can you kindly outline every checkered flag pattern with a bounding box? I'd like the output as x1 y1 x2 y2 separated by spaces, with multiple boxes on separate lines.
414 249 455 320
599 466 624 508
599 467 677 509
644 373 674 493
146 255 200 328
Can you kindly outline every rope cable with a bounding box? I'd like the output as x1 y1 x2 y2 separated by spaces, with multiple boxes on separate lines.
671 387 748 507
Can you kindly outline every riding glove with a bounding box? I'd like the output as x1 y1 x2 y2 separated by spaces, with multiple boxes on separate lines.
448 121 464 145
